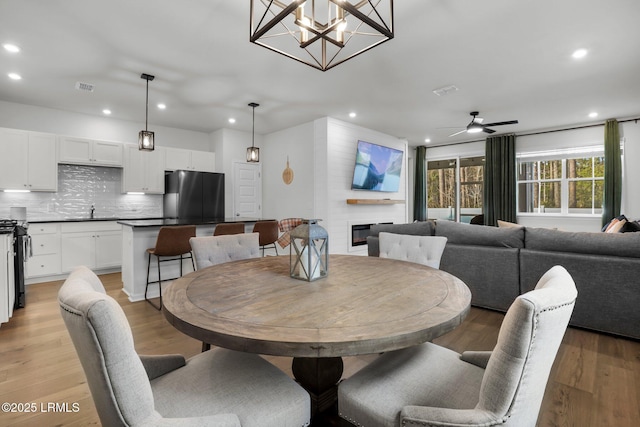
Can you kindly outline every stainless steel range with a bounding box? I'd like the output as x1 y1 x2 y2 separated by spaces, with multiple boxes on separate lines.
0 219 31 308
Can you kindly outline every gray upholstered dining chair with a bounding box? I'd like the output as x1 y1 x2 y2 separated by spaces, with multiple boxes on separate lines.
189 233 261 270
378 232 448 269
189 233 261 351
338 265 577 427
59 266 311 427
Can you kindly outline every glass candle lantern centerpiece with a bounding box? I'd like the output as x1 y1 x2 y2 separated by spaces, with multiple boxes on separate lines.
290 219 328 281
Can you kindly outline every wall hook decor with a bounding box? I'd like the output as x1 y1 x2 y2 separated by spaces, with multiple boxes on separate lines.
282 156 294 185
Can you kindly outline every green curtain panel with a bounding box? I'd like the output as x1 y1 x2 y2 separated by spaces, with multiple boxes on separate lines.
414 146 427 221
602 119 622 227
483 134 516 226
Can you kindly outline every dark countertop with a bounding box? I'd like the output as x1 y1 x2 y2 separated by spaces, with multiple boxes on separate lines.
118 218 268 228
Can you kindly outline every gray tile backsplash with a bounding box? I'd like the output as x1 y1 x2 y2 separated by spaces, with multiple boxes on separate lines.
0 164 162 221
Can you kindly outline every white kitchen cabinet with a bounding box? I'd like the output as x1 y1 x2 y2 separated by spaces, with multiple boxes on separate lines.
165 147 216 172
58 136 123 167
94 230 122 269
27 223 61 278
123 144 165 193
60 222 122 272
0 233 15 327
0 128 57 191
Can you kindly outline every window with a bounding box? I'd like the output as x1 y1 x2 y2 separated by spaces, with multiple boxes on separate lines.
517 149 604 215
427 159 456 220
427 156 484 221
459 156 484 211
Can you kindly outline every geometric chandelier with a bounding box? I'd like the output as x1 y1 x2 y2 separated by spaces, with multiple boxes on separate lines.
250 0 394 71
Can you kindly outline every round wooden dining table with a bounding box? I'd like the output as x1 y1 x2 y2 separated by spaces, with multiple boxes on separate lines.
162 254 471 416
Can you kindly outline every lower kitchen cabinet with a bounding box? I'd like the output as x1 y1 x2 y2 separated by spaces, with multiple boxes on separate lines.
27 223 61 278
61 222 122 272
27 222 122 281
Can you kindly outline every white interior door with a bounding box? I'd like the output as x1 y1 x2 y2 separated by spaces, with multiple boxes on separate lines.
233 162 262 218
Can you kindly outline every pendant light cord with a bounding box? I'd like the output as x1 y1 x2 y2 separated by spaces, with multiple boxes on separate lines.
145 78 149 132
252 104 255 148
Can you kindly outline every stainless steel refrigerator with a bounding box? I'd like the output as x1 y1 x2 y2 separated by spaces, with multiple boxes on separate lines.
163 171 225 220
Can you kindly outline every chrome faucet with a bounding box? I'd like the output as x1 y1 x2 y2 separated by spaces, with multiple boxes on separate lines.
90 204 95 219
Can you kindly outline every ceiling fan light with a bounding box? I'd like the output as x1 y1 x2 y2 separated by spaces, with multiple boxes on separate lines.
467 124 483 133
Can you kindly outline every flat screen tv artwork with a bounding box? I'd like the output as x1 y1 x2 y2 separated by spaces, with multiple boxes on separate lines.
351 140 403 192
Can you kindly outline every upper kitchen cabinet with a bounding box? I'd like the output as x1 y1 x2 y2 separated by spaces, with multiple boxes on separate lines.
0 128 57 192
122 144 165 194
165 147 216 172
58 136 123 167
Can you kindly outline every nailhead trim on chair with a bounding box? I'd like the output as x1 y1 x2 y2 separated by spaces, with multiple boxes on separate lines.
346 298 577 427
339 413 363 426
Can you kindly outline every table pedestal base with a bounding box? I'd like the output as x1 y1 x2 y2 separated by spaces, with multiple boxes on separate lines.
292 357 344 417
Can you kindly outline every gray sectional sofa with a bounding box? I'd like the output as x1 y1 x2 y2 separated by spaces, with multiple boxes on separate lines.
367 220 640 340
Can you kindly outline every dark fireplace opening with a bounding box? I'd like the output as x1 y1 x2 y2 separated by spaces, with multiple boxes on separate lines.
351 222 392 247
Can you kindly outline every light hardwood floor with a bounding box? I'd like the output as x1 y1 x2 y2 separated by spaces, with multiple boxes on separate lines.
0 273 638 426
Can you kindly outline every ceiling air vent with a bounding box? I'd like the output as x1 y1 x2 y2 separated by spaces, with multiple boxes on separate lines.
432 85 458 97
75 81 95 92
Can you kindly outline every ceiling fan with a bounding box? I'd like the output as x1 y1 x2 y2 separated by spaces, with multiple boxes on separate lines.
448 111 519 137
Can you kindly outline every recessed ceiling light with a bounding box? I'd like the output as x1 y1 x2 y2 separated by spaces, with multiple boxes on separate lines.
8 72 21 80
157 103 166 110
3 43 20 53
102 109 112 115
228 118 236 124
424 138 431 143
349 112 357 118
588 112 598 118
572 48 588 59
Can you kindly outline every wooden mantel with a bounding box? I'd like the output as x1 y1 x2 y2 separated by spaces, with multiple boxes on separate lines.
346 199 405 205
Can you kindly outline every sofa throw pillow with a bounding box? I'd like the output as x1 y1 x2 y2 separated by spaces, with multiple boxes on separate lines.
621 220 640 233
497 220 524 229
606 219 627 233
602 215 627 232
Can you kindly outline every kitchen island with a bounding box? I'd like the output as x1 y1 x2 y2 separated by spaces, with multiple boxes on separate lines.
118 218 264 302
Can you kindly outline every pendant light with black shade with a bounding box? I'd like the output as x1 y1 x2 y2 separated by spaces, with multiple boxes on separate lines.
138 73 155 151
246 102 260 162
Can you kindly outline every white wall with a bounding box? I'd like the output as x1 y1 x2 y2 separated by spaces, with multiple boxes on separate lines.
262 121 316 220
0 100 211 151
261 117 408 254
324 118 408 254
212 128 263 218
621 120 640 219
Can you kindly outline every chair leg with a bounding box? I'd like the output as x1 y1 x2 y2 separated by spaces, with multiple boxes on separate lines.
145 253 162 311
157 255 162 309
190 252 195 271
144 254 162 310
201 342 211 352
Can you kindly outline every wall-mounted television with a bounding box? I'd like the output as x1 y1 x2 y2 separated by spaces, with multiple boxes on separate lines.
351 140 403 192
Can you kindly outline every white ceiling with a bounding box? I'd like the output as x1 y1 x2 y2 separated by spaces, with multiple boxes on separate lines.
1 0 639 147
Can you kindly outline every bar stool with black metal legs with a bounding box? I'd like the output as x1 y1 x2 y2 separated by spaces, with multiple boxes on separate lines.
145 225 196 310
253 220 279 256
213 222 245 235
